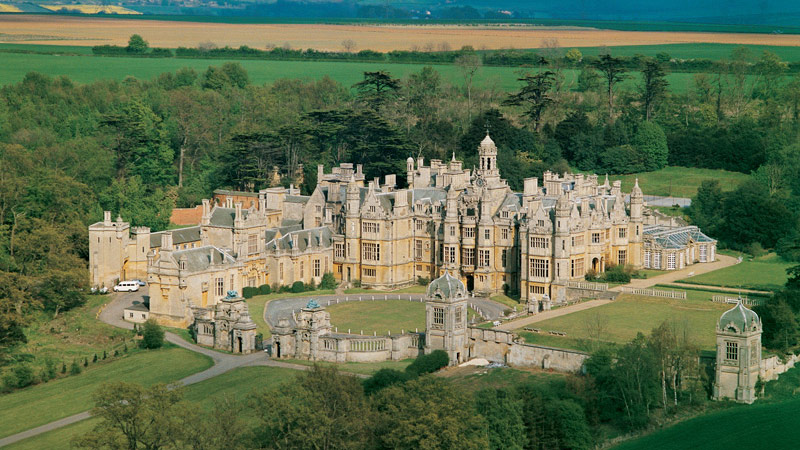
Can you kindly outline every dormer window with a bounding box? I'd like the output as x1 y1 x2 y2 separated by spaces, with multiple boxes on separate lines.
369 206 376 213
502 211 509 218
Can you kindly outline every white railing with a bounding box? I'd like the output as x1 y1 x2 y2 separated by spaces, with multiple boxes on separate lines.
621 286 686 299
712 295 765 307
566 280 609 291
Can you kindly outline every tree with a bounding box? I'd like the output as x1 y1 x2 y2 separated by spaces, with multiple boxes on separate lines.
455 52 482 122
341 39 356 53
640 58 669 121
73 382 186 450
475 388 526 450
756 298 799 352
372 376 489 449
565 48 582 64
363 368 410 396
249 365 374 449
126 34 148 54
577 67 601 92
632 121 668 171
503 71 556 131
592 54 629 122
353 71 401 109
140 319 164 349
689 180 724 237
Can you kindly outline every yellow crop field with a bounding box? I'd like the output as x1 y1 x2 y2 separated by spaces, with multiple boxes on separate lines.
0 3 22 12
39 4 141 14
0 15 799 50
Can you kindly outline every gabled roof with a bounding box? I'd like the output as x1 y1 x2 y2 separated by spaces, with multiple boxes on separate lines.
208 207 250 228
265 227 333 252
150 226 202 248
171 246 236 272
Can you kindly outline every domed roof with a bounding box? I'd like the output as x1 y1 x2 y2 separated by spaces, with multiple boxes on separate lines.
480 133 496 148
718 301 761 333
427 271 466 300
407 156 415 164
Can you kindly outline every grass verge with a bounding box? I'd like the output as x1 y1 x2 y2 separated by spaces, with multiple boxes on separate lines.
676 252 791 292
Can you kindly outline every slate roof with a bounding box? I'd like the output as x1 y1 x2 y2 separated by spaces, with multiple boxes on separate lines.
426 271 465 300
171 246 236 272
150 226 202 248
124 303 150 312
719 301 760 333
285 195 310 204
412 188 447 205
644 225 715 249
208 207 251 228
265 227 333 252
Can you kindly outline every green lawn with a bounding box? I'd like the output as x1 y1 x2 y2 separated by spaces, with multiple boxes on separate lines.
282 358 414 375
517 293 732 351
6 365 299 450
678 253 791 292
440 366 564 394
614 365 800 450
327 299 426 335
0 346 213 439
490 293 522 309
609 166 749 198
0 49 702 93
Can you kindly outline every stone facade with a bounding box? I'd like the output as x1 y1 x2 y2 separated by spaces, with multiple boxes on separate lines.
194 291 257 354
90 134 717 327
713 301 762 404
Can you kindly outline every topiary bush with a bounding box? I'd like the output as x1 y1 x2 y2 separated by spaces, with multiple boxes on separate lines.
140 319 165 349
259 284 272 295
291 281 306 293
405 350 450 376
242 286 259 299
319 272 337 290
417 276 430 286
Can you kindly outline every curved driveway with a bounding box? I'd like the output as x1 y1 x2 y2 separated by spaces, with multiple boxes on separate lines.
265 293 509 329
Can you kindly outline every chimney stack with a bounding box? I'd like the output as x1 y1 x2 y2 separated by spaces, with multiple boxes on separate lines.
103 211 112 226
162 231 173 251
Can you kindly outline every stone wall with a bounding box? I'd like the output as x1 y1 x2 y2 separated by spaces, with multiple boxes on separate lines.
467 327 588 372
761 354 800 382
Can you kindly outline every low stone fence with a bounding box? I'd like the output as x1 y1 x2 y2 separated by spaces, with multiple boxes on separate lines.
566 280 609 291
761 353 800 382
620 286 687 299
712 295 765 307
467 327 588 373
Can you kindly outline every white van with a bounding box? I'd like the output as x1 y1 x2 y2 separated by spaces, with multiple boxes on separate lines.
113 281 140 292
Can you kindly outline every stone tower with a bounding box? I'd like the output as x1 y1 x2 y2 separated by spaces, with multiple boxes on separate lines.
629 178 644 267
712 301 762 404
476 133 500 185
425 271 469 365
88 211 130 288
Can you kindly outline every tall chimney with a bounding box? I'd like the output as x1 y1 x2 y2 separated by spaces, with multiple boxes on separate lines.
103 211 112 226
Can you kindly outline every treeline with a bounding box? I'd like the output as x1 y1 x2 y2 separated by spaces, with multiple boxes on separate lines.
91 34 800 75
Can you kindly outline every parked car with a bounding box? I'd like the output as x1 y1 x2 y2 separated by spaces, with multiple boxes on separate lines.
113 281 140 292
134 279 146 286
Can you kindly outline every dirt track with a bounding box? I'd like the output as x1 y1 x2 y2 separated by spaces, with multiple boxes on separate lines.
2 15 800 51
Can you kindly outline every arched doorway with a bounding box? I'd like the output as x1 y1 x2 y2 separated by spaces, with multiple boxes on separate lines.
237 336 243 353
275 341 281 358
466 275 474 292
592 258 599 272
347 267 351 281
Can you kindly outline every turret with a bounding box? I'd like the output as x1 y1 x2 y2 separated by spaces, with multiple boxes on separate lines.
477 133 500 181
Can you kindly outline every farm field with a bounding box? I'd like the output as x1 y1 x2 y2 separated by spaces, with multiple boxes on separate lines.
614 366 800 450
6 365 299 450
0 347 213 439
516 292 733 351
677 252 792 292
0 50 704 90
3 15 800 50
327 299 426 335
609 166 750 198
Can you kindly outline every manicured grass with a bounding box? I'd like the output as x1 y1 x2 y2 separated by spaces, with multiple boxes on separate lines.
327 299 426 335
609 166 749 198
283 358 414 375
246 289 337 338
6 365 299 450
517 293 732 351
614 366 800 450
677 253 791 292
490 293 522 309
0 347 213 438
344 285 426 294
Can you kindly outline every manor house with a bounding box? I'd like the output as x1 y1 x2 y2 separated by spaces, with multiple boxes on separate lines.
89 134 716 328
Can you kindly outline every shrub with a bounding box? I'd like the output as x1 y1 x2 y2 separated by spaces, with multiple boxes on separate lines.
417 276 430 286
61 362 67 374
746 242 767 258
291 281 306 293
12 364 35 388
405 350 450 376
242 286 259 299
93 354 98 363
351 279 361 288
83 358 88 367
103 350 107 360
363 368 410 395
602 264 633 283
319 272 337 290
259 284 272 295
305 279 316 291
140 319 165 349
41 358 57 382
70 359 82 375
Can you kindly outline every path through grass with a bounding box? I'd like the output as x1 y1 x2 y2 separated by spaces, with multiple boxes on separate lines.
678 252 791 292
0 346 212 439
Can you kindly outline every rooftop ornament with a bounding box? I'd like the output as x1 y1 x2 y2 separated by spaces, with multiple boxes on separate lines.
226 290 238 299
306 299 321 309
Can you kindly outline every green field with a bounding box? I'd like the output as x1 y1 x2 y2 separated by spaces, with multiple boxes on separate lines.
517 292 733 351
609 166 750 198
572 43 800 61
6 365 299 449
0 49 704 92
678 252 791 292
327 299 426 335
614 365 800 450
0 346 213 439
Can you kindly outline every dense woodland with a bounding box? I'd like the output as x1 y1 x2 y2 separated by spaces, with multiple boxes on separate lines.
4 44 800 441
